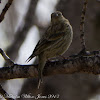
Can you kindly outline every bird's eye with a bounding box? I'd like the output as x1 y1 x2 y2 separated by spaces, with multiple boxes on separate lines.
56 13 61 17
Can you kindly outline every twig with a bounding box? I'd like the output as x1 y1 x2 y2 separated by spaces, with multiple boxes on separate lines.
0 48 14 66
80 0 88 52
0 0 14 23
0 85 14 100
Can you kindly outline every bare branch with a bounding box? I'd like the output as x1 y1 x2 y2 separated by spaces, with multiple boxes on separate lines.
0 49 14 66
0 0 13 22
80 0 88 52
0 85 14 100
0 48 100 80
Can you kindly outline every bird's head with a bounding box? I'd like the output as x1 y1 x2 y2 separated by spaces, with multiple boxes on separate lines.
51 11 64 24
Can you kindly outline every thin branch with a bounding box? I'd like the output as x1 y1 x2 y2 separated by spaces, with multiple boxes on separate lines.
0 85 14 100
0 0 13 22
0 48 100 80
0 49 15 100
0 49 14 66
80 0 88 52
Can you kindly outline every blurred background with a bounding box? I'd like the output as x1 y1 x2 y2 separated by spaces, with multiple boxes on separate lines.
0 0 100 100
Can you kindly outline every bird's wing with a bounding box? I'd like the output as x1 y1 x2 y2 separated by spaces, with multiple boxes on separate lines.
26 38 53 62
47 32 65 41
33 33 65 55
33 24 66 55
45 23 67 41
33 38 55 55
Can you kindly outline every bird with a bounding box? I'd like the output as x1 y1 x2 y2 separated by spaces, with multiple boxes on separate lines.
26 11 73 88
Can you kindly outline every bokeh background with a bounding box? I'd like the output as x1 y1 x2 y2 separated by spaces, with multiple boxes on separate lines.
0 0 100 100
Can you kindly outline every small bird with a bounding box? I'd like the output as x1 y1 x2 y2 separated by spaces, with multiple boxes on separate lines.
26 11 73 88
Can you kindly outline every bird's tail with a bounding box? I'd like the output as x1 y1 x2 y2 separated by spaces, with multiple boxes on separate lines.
26 54 35 63
37 53 46 89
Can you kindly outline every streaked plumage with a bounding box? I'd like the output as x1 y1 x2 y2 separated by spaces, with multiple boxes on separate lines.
26 11 73 88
